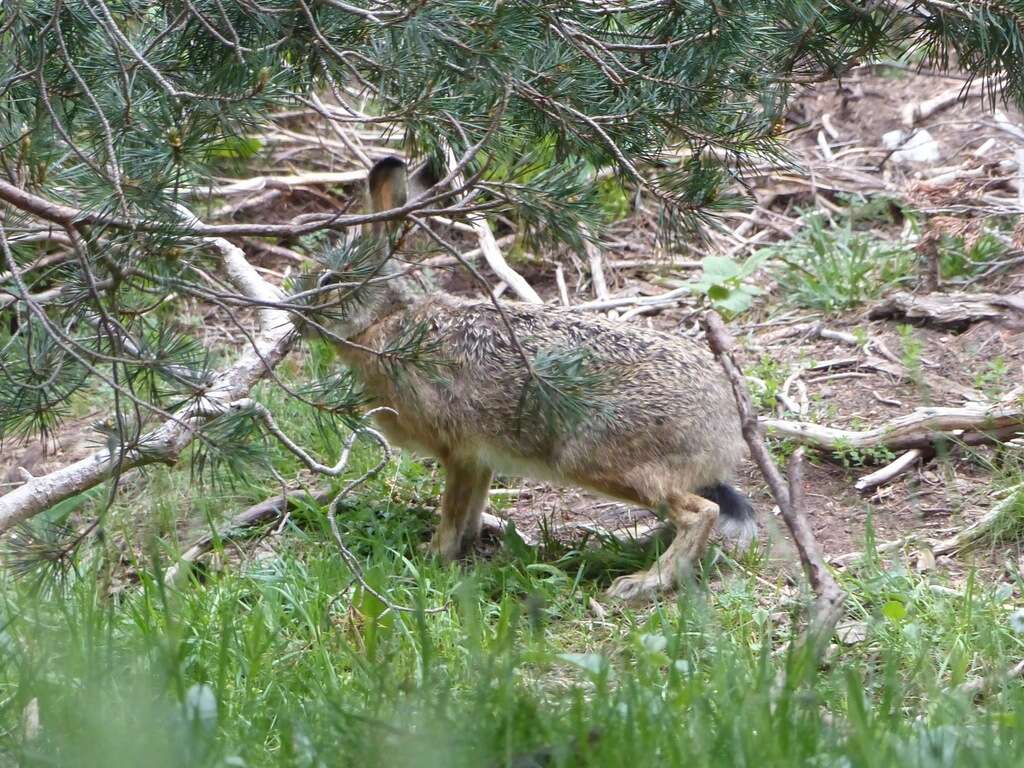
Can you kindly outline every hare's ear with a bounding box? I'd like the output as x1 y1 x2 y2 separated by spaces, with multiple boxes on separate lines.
408 159 442 203
367 156 408 214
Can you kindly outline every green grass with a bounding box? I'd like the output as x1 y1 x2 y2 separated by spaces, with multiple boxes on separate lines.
4 349 1024 767
769 214 915 312
3 451 1024 766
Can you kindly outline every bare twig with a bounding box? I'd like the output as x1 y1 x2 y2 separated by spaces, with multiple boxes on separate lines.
703 311 845 648
854 448 927 493
555 264 570 306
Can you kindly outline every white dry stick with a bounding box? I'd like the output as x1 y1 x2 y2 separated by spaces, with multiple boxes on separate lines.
854 448 926 493
555 264 570 307
782 369 810 417
569 285 690 312
821 113 840 140
901 76 1001 127
974 137 997 158
763 402 1024 452
469 212 542 303
583 229 610 301
0 211 295 534
993 109 1024 142
442 146 542 304
817 130 835 162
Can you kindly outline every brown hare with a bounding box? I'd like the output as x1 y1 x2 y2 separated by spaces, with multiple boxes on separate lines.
312 156 755 600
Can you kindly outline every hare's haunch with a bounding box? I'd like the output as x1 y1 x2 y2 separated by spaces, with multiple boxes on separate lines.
313 157 755 600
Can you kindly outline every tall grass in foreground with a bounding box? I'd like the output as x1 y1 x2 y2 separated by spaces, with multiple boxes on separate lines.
1 507 1024 768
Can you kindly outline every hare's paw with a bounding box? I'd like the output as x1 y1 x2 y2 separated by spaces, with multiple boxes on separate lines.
606 568 672 601
425 529 461 561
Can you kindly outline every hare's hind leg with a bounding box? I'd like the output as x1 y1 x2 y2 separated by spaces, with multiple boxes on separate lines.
429 460 493 560
606 491 719 601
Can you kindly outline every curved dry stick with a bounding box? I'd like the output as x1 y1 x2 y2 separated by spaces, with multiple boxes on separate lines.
164 487 334 583
703 310 845 648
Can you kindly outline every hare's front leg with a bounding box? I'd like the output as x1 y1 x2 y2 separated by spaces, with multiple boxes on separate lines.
606 492 719 601
429 460 493 560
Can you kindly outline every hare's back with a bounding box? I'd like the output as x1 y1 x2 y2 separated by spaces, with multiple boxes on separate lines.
420 298 737 422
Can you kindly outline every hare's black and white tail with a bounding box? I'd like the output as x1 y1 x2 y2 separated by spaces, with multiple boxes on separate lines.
699 483 756 548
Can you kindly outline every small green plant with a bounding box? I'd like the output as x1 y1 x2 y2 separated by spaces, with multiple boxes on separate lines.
767 436 799 464
831 438 897 469
747 354 787 411
939 231 1008 281
838 194 913 227
974 356 1010 398
769 215 915 311
689 252 769 316
897 324 924 389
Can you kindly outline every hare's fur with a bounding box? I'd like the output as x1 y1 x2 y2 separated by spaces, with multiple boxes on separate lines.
319 157 750 600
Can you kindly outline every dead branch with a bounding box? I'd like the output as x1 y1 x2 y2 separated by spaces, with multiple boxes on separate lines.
570 284 690 312
957 660 1024 700
901 76 1002 127
165 487 334 583
854 448 927 493
869 291 1024 330
763 401 1024 452
835 483 1024 569
703 311 845 646
181 170 366 198
442 145 543 304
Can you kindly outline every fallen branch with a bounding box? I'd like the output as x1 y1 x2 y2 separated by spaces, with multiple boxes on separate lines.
471 213 542 304
443 146 542 304
570 284 690 312
182 170 366 198
834 483 1024 568
901 76 1001 126
165 487 333 583
854 448 927 493
704 311 845 648
762 401 1024 452
869 291 1024 330
957 659 1024 700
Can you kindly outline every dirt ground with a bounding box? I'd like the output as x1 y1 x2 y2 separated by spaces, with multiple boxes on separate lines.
3 65 1022 582
478 65 1024 572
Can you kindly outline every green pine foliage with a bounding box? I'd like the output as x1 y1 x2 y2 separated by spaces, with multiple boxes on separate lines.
4 0 1024 459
